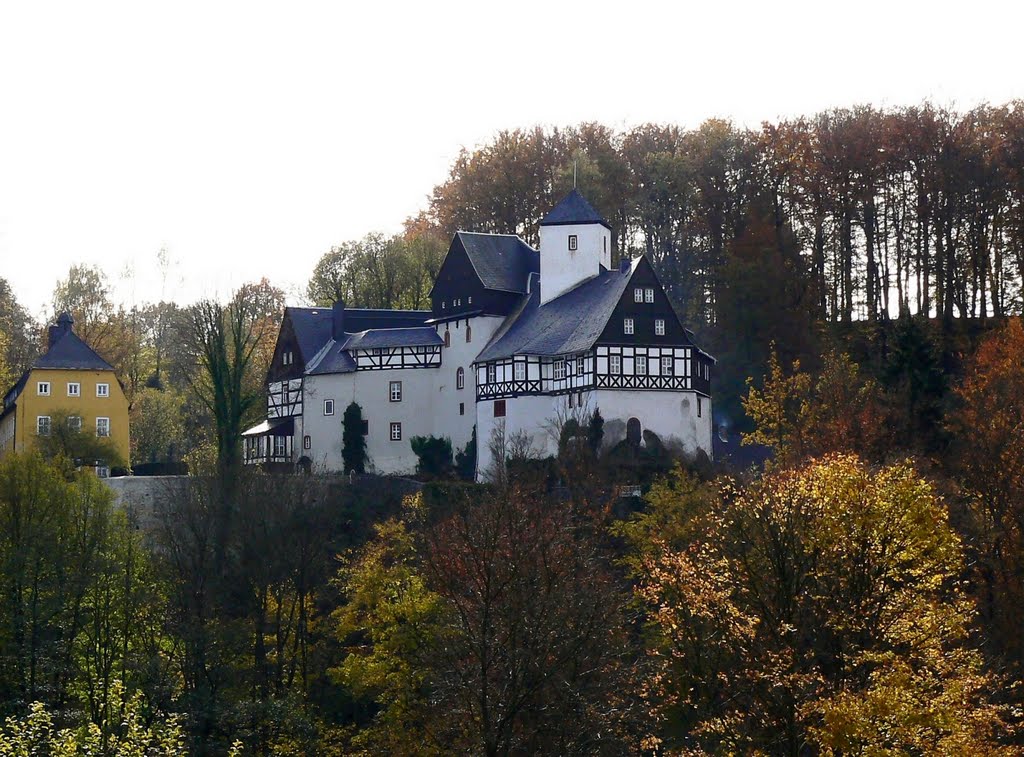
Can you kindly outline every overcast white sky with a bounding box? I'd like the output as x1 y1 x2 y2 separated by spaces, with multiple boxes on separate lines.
1 0 1021 318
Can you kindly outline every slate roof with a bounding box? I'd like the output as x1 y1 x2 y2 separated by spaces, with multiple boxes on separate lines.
456 232 539 293
286 307 334 362
287 307 431 365
343 327 442 351
306 327 441 376
35 330 114 371
540 189 610 229
475 260 638 362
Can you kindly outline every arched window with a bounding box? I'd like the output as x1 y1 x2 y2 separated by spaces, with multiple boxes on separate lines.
456 367 465 390
466 324 472 343
444 329 451 348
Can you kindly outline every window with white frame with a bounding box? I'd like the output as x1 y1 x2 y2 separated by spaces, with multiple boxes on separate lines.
487 363 496 383
457 367 465 389
655 319 665 336
634 287 643 302
389 381 402 402
568 234 578 251
324 399 335 416
514 362 525 381
37 382 50 396
610 354 622 374
390 422 402 441
67 415 82 432
636 355 648 375
624 318 634 335
273 436 287 457
96 383 109 397
553 359 566 380
96 417 110 437
577 355 585 375
67 382 80 397
661 356 674 376
37 416 51 436
645 287 654 303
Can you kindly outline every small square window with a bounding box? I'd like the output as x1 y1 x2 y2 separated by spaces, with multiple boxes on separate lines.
459 402 465 416
645 288 655 303
634 288 643 302
37 382 50 396
390 422 402 441
655 319 665 336
303 435 311 450
67 382 81 397
514 362 525 381
568 234 578 251
610 355 621 374
494 400 506 418
624 318 634 335
389 381 402 402
661 356 674 376
324 399 335 416
636 355 648 375
96 383 110 397
96 417 110 437
37 416 51 436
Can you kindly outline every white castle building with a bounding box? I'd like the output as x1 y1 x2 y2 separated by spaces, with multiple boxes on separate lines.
243 189 714 479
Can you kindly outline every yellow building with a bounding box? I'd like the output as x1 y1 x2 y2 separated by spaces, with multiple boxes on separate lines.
0 313 129 473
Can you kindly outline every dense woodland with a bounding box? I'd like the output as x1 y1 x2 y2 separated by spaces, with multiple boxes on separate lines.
1 102 1024 753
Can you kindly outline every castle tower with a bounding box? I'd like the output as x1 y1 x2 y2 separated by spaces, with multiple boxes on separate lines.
538 189 612 304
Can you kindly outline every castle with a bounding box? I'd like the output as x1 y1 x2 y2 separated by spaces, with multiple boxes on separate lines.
243 189 714 479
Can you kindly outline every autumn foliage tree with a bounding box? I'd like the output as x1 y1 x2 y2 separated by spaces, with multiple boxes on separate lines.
622 455 1013 754
948 317 1024 671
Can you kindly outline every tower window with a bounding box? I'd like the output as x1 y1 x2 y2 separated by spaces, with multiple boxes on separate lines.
568 234 578 251
457 367 465 390
390 422 402 441
444 330 451 348
466 324 472 343
324 399 335 416
624 318 634 335
655 319 665 336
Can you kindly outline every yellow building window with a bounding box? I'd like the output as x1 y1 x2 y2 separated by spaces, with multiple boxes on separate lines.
96 417 110 437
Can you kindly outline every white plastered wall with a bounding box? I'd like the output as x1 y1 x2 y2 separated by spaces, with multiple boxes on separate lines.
538 223 611 305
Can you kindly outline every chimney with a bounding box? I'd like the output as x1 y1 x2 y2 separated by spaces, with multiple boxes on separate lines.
331 300 346 341
48 312 74 348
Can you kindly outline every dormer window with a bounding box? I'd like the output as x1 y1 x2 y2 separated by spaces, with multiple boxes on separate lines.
568 234 578 251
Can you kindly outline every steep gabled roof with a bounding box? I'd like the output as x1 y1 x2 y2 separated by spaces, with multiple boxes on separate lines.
455 232 539 293
285 307 334 363
474 260 637 362
34 329 114 371
540 189 610 229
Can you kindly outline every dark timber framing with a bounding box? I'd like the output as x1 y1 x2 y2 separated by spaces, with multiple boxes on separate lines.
353 345 442 371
